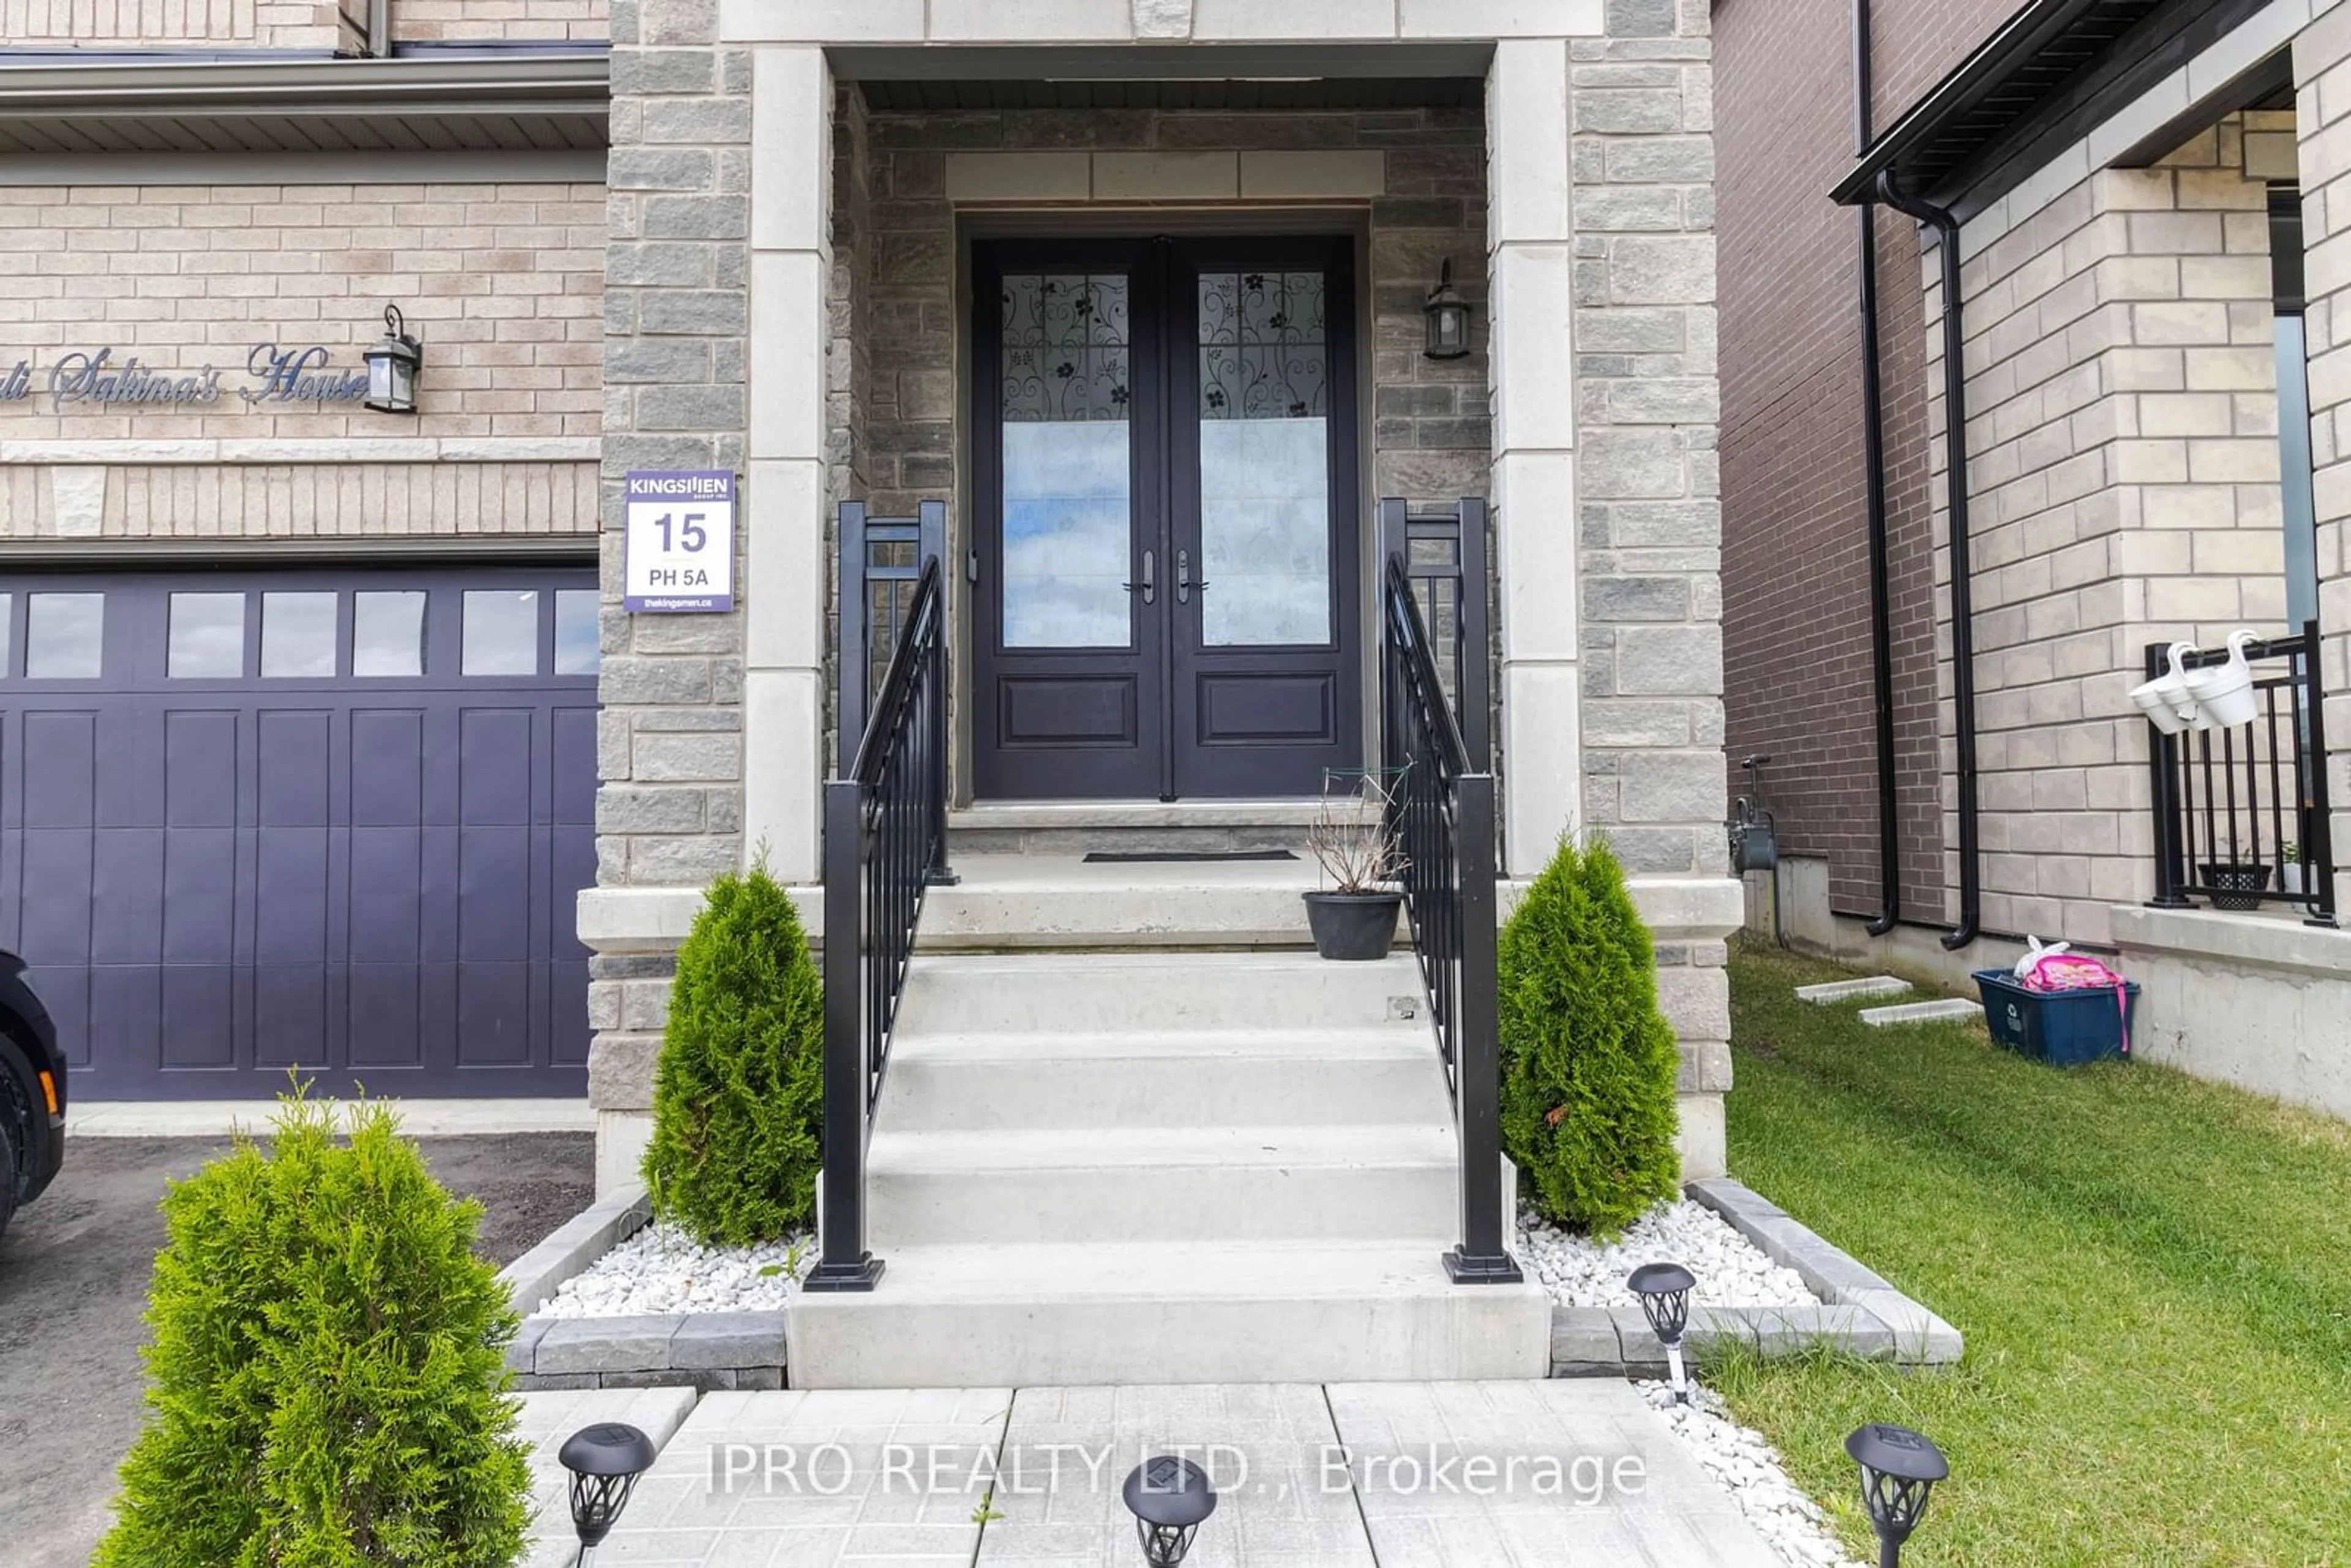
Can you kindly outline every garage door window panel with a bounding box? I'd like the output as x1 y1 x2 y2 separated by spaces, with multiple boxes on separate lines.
261 593 339 680
25 594 105 680
463 590 541 677
354 592 427 679
167 593 246 680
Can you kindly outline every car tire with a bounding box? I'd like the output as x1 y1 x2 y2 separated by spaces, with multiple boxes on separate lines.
0 1111 17 1241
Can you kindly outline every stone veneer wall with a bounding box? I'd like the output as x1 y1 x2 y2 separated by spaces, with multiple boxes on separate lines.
590 0 1737 1182
1908 113 2287 945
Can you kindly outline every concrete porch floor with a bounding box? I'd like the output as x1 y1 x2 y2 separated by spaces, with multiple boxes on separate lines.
521 1379 1783 1566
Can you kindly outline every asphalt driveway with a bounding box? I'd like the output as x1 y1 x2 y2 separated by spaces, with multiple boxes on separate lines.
0 1131 594 1567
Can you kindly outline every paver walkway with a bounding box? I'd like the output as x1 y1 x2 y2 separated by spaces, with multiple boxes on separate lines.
519 1379 1782 1567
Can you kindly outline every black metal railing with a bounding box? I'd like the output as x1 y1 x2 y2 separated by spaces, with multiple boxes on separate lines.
805 550 953 1294
1378 496 1491 769
1382 549 1521 1286
836 498 948 766
2145 621 2336 928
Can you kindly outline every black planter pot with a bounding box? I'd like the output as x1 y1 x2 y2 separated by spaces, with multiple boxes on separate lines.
2199 862 2271 912
1303 890 1403 961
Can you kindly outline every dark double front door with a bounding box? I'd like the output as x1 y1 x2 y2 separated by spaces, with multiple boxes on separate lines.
973 236 1362 800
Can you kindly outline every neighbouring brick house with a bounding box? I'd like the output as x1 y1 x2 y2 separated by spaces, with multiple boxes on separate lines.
1717 0 2351 1121
0 0 1741 1225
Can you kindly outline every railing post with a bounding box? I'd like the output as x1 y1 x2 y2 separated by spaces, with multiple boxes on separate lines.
2302 618 2339 928
804 779 883 1292
924 578 957 888
837 501 870 768
1442 771 1523 1285
1456 497 1491 772
2143 641 2191 909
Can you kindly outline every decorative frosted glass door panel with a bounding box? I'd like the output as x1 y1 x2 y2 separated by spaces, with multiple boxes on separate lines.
972 237 1359 802
1000 273 1135 649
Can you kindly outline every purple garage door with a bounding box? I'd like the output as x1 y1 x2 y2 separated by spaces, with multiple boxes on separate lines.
0 567 598 1099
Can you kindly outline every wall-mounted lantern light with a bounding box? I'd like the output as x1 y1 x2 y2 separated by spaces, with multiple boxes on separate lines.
1423 259 1472 360
363 303 424 415
559 1421 656 1567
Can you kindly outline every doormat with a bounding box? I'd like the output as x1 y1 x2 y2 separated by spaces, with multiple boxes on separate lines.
1081 849 1299 863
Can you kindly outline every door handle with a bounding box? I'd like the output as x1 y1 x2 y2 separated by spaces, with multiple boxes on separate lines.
1176 549 1208 604
1123 549 1156 605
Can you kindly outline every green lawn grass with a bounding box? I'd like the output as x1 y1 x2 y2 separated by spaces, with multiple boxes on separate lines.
1716 940 2351 1568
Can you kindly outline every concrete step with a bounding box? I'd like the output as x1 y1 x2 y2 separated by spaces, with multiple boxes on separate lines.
1794 974 1913 1004
1859 997 1985 1027
880 1027 1454 1131
864 1123 1460 1246
921 855 1335 948
947 797 1367 857
896 951 1423 1032
787 1240 1552 1387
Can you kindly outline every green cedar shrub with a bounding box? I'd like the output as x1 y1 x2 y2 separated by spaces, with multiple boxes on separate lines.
96 1092 528 1568
641 860 825 1245
1496 835 1682 1239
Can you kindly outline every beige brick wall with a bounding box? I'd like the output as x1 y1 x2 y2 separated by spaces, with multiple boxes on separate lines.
2 0 348 48
0 459 598 539
0 179 604 544
1927 113 2289 945
1 0 602 45
392 0 607 43
0 181 603 445
2298 9 2351 919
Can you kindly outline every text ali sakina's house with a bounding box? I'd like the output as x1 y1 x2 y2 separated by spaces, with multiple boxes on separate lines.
0 0 1731 1384
1718 0 2351 1120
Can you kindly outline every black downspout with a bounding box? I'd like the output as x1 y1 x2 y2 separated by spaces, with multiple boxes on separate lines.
1873 170 1982 951
1854 0 1901 939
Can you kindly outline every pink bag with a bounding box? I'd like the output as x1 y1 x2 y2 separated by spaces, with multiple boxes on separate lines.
2014 941 2132 1057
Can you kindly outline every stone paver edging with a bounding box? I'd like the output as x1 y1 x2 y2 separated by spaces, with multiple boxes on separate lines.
496 1188 790 1392
1550 1178 1963 1377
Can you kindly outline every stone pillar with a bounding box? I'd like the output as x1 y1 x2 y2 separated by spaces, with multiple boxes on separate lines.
744 45 835 883
1490 0 1734 1180
586 3 760 1192
2297 6 2351 920
1487 36 1583 877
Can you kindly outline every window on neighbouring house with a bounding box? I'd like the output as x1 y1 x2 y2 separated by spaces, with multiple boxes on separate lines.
2271 185 2320 633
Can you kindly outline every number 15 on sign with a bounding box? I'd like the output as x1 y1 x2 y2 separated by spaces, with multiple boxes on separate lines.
624 469 736 612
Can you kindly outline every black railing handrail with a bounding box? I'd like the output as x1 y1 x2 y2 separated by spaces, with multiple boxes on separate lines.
806 549 952 1295
1378 495 1490 769
2145 619 2336 929
1380 546 1521 1287
838 498 948 765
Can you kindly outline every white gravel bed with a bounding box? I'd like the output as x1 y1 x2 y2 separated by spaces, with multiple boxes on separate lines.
1640 1380 1866 1568
534 1220 812 1318
1516 1198 1819 1309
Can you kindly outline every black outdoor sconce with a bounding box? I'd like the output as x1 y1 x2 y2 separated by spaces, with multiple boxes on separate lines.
1123 1454 1217 1566
559 1421 657 1566
1628 1261 1697 1403
1846 1422 1949 1568
1423 258 1472 359
363 302 424 415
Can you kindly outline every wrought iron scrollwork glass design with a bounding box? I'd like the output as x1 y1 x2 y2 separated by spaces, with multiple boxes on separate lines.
1195 270 1332 647
999 273 1133 648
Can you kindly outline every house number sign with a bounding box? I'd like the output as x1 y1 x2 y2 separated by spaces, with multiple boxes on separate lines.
624 470 736 613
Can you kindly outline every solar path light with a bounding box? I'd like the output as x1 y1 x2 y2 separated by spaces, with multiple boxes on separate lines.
1627 1260 1697 1402
1846 1422 1949 1568
1122 1453 1218 1566
559 1420 657 1567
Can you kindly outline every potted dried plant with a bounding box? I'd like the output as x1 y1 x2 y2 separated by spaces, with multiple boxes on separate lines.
1302 772 1406 961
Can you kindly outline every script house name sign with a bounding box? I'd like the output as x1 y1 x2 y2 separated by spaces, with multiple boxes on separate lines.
0 344 373 412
